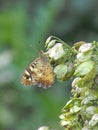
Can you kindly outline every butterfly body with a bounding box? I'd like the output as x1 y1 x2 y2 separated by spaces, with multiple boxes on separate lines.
21 51 54 88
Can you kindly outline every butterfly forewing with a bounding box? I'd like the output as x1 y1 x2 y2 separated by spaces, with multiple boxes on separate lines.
21 52 54 88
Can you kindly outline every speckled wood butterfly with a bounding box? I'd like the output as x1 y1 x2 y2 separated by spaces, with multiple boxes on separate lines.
21 51 54 88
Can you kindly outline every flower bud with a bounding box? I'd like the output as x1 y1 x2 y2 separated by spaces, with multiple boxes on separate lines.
76 52 92 62
86 106 96 118
45 36 53 45
89 114 98 127
46 39 57 49
79 43 92 53
74 61 94 76
54 64 67 80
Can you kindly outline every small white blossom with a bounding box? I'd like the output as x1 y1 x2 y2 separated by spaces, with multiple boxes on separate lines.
76 52 91 62
86 106 96 118
47 43 65 60
61 120 70 126
79 43 92 53
89 114 98 126
59 114 65 119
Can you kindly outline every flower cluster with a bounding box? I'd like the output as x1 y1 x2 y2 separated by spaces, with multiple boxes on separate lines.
45 36 74 81
60 41 98 130
45 36 98 130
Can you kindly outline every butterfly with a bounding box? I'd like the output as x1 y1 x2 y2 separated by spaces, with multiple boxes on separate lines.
21 51 54 88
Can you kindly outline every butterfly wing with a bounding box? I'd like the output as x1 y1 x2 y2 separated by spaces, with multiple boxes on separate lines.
21 52 54 88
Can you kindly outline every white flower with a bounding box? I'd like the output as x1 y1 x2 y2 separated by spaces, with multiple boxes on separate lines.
89 114 98 126
47 43 65 60
60 120 70 126
59 114 65 119
79 43 92 53
76 52 91 62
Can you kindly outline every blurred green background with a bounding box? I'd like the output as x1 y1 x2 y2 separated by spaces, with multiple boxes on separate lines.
0 0 98 130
